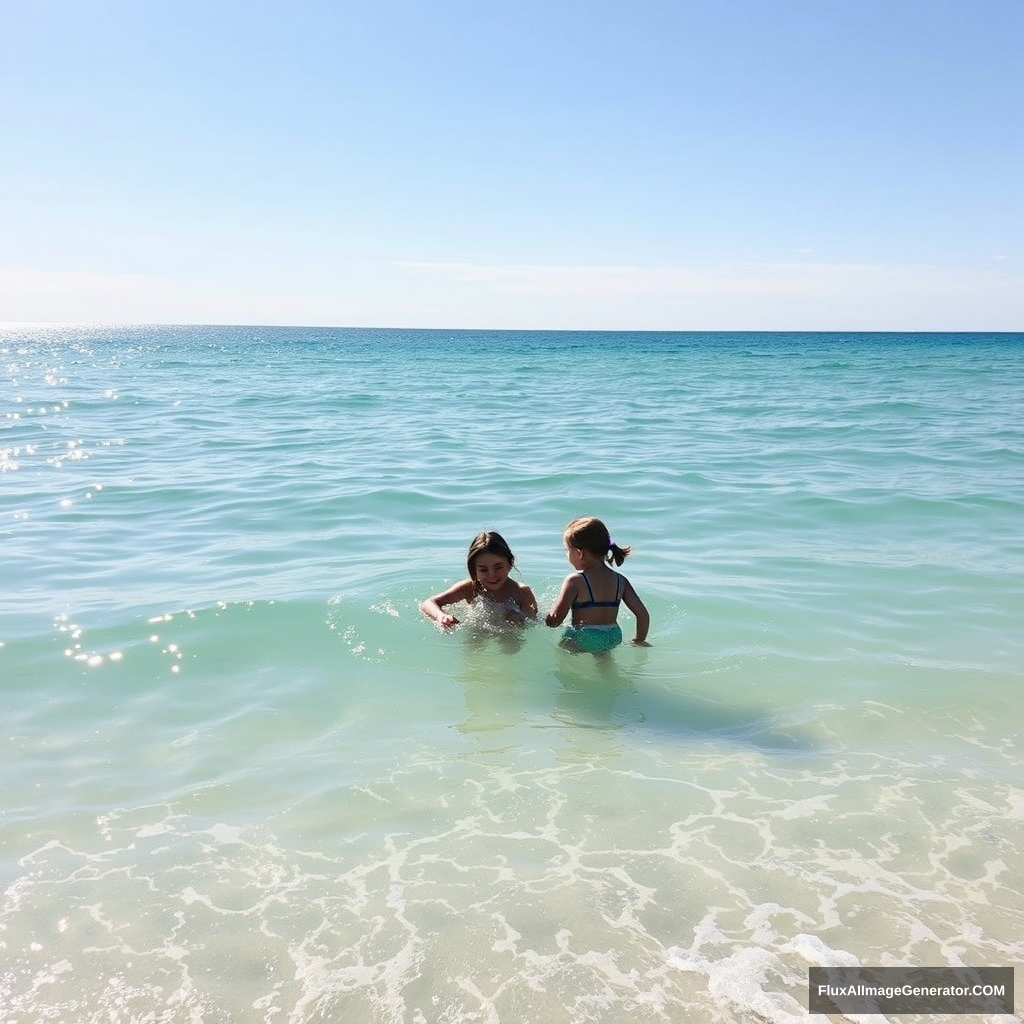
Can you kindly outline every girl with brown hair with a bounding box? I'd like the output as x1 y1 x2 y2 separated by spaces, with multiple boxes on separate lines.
421 531 538 629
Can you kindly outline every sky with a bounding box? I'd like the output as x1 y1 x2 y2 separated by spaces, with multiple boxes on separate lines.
1 0 1022 331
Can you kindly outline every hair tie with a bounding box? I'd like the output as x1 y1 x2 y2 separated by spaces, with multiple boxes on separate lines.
608 538 616 548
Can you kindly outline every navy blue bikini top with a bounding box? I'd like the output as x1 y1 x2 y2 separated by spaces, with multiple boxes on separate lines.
571 571 622 610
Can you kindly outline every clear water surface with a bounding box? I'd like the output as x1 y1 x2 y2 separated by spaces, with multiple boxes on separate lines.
2 326 1022 1022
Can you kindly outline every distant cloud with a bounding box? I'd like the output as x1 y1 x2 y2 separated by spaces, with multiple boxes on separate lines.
2 261 1022 331
0 268 396 326
0 268 178 322
392 260 1024 330
401 258 1023 300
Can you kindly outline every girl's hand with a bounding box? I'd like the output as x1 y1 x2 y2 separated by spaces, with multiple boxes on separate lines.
438 613 459 629
544 612 560 627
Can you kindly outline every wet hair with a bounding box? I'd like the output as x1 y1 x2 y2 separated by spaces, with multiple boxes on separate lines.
466 531 516 583
563 516 631 567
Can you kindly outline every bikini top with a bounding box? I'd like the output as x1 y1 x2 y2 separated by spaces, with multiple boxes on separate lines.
571 571 622 610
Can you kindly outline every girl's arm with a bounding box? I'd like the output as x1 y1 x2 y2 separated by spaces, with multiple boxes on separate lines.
507 583 538 623
622 578 651 645
544 575 577 628
421 579 475 628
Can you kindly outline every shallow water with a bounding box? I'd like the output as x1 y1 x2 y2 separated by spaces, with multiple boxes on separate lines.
2 326 1022 1022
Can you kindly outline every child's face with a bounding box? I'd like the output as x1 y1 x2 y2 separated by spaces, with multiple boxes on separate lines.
474 554 511 594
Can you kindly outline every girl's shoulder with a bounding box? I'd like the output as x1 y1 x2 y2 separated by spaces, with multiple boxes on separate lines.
509 578 536 599
452 577 480 601
615 572 639 597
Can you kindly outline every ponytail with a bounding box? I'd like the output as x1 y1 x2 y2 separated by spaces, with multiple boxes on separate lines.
607 541 631 566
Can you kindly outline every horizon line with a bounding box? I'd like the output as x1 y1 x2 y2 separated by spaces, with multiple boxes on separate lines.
2 322 1022 335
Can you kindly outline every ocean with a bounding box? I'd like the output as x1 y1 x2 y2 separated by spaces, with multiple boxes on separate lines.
2 326 1022 1023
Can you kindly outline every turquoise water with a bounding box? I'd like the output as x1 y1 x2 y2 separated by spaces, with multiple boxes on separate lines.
2 326 1022 1023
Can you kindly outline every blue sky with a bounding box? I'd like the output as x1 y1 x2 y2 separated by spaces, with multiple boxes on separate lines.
2 0 1022 330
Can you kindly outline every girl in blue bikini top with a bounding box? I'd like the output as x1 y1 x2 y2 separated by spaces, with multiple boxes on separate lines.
544 516 651 649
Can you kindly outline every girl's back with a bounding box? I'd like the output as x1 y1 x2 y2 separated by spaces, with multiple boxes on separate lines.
570 566 624 627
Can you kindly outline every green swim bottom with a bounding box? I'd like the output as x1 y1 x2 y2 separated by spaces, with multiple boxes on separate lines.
561 623 623 653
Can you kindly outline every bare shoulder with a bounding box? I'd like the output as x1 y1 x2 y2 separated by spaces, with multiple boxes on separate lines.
561 571 580 588
619 574 647 606
439 577 477 605
511 579 538 608
555 572 582 602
